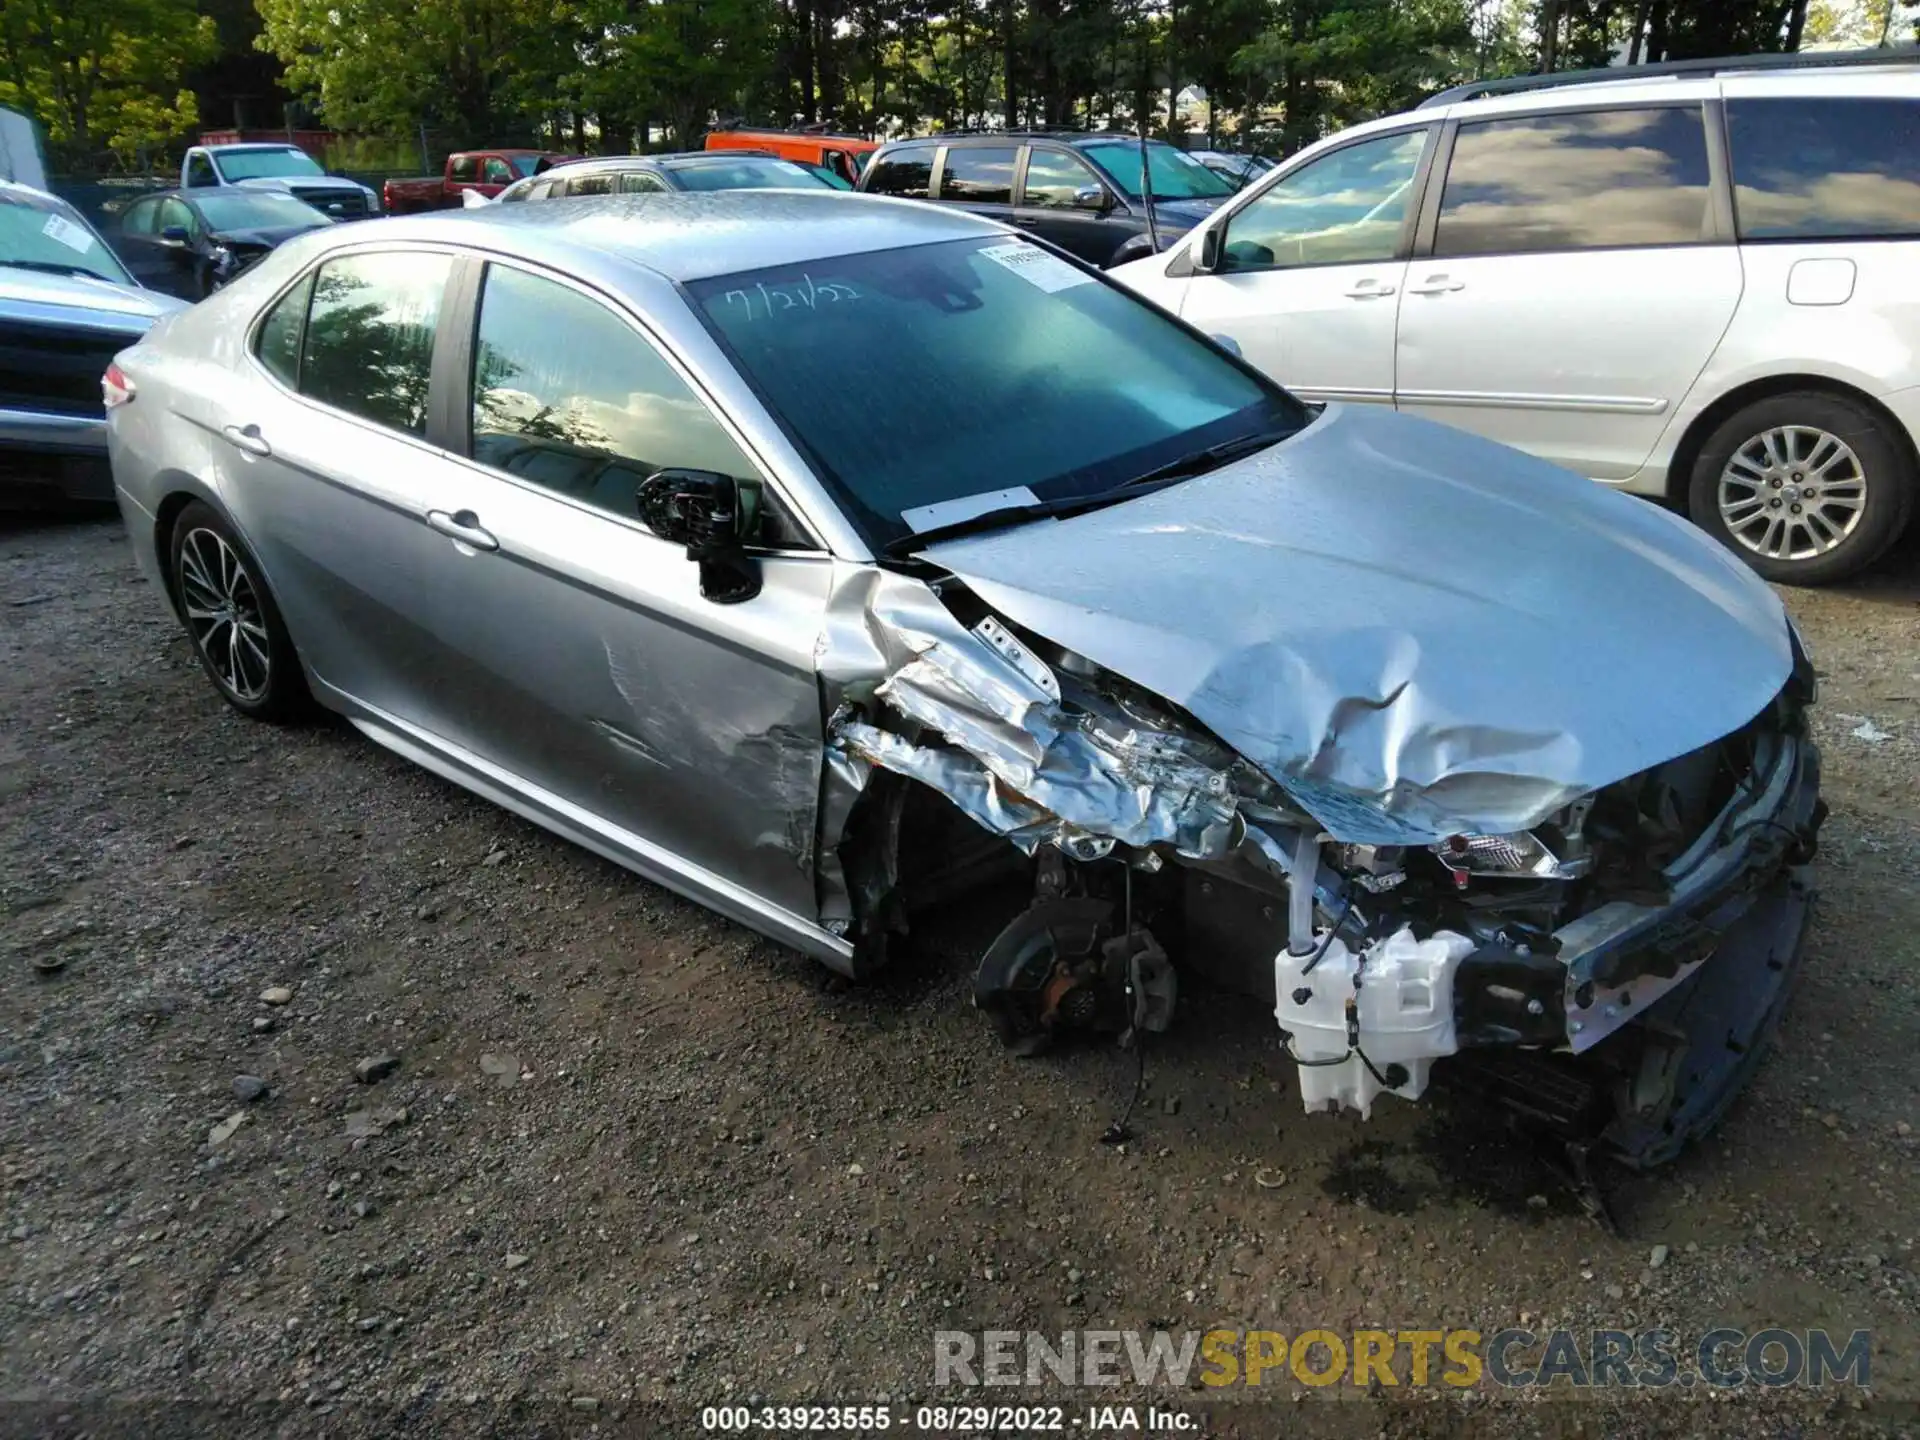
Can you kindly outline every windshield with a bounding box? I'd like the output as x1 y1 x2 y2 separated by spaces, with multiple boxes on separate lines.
0 188 133 285
686 236 1303 549
510 154 544 177
212 148 325 182
193 191 331 231
1080 140 1234 201
669 158 837 192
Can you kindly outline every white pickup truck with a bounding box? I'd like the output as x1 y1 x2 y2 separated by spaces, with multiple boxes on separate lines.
181 143 379 219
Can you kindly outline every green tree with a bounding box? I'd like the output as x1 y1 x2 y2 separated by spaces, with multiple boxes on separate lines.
0 0 215 168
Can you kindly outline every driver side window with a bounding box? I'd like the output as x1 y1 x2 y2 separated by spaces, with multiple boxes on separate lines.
186 154 218 187
1220 129 1428 272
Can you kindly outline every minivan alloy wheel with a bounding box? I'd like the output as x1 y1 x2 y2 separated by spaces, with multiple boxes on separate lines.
1717 425 1865 562
177 527 272 702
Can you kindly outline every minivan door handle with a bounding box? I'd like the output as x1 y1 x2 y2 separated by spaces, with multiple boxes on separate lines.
1408 275 1465 295
222 423 272 458
426 509 499 552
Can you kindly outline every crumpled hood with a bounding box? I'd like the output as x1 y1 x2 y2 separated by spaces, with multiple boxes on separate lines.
920 404 1793 845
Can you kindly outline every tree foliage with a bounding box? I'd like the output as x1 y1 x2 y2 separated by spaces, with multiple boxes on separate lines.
0 0 215 166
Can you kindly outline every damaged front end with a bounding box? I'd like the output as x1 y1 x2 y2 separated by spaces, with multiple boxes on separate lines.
820 568 1824 1169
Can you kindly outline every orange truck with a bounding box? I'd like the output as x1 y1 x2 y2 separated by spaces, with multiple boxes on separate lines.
703 128 878 186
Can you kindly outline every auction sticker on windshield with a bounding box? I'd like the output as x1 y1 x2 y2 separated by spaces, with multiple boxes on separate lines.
979 241 1090 293
41 212 96 254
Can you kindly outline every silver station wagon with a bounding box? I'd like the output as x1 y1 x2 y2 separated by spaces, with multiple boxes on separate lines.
107 192 1824 1169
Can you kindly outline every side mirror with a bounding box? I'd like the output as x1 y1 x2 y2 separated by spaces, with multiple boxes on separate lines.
1072 185 1108 212
1196 224 1222 274
635 468 763 604
160 225 190 244
1210 333 1243 358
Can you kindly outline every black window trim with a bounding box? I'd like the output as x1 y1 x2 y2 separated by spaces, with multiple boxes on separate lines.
444 252 829 554
1411 98 1733 262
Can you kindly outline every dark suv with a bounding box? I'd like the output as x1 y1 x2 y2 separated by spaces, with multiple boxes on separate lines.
857 131 1235 268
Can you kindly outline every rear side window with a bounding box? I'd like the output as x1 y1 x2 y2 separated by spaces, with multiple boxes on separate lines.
254 272 314 388
469 264 765 524
299 251 451 434
1727 97 1920 241
567 172 616 197
864 149 933 198
621 171 669 194
1435 107 1712 257
451 155 478 182
940 146 1017 203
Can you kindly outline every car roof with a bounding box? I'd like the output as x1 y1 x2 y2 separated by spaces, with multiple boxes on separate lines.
200 142 305 152
341 190 1002 283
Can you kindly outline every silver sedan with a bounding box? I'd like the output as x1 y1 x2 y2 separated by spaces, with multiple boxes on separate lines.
107 192 1824 1166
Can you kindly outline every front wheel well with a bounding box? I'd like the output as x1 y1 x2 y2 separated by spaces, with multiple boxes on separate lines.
1663 374 1920 506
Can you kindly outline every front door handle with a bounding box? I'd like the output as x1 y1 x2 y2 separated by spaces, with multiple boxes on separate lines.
426 509 499 552
1343 281 1397 299
1408 275 1465 295
222 423 271 458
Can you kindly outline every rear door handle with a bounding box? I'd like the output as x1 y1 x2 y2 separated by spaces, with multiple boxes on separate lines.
1343 281 1396 299
1408 276 1465 295
426 509 499 552
222 423 272 458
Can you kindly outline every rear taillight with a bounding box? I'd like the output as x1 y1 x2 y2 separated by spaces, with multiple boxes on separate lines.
102 362 134 411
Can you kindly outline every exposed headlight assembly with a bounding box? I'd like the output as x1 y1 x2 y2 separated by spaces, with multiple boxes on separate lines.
1433 828 1591 882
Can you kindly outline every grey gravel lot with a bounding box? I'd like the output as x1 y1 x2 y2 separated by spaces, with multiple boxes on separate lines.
2 514 1917 1438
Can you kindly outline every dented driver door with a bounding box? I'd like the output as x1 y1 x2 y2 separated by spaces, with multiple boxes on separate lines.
378 256 835 920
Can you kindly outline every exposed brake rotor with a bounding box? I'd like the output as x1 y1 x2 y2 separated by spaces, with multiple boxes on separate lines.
973 897 1176 1056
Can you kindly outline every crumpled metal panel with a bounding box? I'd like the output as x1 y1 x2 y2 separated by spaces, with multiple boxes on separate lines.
913 405 1795 845
821 569 1298 874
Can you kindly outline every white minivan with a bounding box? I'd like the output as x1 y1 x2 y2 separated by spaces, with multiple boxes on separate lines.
1112 51 1920 585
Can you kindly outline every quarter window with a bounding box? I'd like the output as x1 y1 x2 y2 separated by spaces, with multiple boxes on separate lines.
468 265 765 525
940 146 1017 203
1434 107 1712 257
1021 149 1103 209
298 251 451 435
1727 97 1920 241
1221 129 1426 270
620 171 669 194
254 272 314 388
863 149 933 199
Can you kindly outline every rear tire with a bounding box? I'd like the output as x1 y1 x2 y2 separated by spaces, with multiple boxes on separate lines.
1687 390 1914 586
167 501 311 723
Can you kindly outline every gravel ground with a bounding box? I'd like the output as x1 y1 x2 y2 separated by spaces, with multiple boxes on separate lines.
2 514 1917 1439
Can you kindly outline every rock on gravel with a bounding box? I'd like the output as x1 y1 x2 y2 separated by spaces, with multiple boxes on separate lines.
231 1074 268 1103
478 1053 519 1089
259 986 293 1006
354 1053 400 1084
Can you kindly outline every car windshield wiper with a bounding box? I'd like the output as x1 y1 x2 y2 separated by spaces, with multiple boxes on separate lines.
0 258 107 280
882 428 1297 558
1120 427 1295 489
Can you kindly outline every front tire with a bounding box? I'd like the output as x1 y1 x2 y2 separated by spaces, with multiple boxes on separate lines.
1687 390 1914 586
167 501 310 722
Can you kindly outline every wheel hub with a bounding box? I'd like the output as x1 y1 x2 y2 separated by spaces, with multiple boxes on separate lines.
1716 424 1865 562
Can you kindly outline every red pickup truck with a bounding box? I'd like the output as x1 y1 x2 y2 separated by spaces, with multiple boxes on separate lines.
382 150 575 213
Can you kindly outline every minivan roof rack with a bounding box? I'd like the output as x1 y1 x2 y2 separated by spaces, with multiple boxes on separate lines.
1418 44 1920 109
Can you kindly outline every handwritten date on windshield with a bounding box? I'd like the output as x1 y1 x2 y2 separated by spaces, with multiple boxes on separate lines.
721 275 860 323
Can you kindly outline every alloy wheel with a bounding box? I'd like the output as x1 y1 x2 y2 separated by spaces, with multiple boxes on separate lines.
1717 425 1866 563
177 527 272 702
